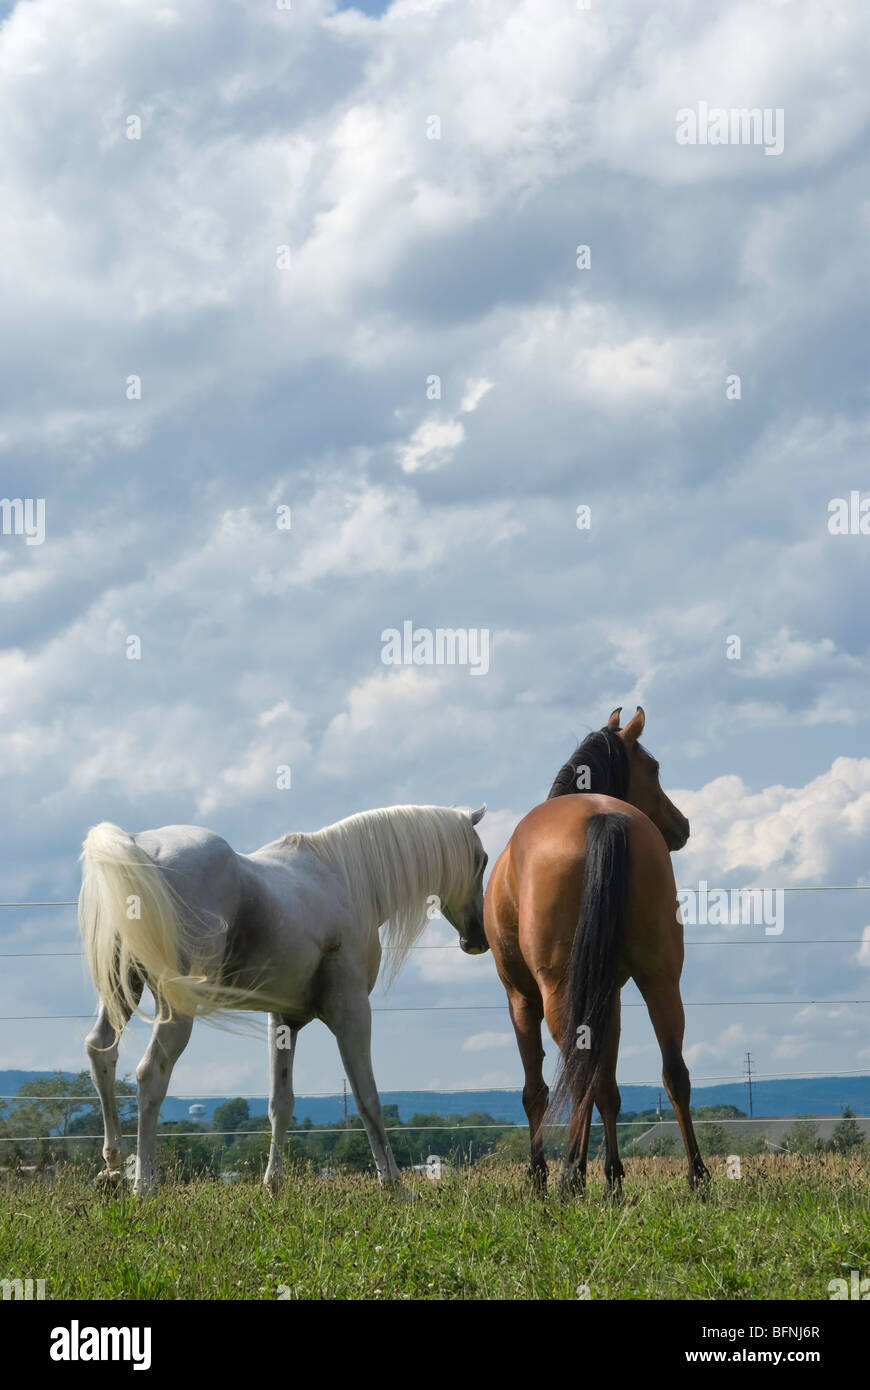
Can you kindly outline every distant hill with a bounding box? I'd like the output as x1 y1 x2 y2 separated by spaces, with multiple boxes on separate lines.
2 1070 868 1127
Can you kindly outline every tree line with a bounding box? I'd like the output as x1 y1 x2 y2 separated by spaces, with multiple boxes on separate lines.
0 1076 864 1178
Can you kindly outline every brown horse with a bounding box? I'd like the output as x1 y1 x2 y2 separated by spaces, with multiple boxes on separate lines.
484 706 709 1193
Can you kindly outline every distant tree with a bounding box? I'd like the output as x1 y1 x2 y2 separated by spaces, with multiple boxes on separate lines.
445 1111 506 1165
829 1107 865 1154
0 1070 135 1165
692 1104 746 1120
701 1124 731 1156
739 1133 768 1156
646 1134 677 1156
227 1117 276 1175
489 1128 530 1163
333 1122 374 1172
156 1122 219 1180
11 1071 130 1137
782 1116 824 1155
212 1098 250 1140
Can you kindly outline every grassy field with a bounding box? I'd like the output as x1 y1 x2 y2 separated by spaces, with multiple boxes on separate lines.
1 1154 868 1300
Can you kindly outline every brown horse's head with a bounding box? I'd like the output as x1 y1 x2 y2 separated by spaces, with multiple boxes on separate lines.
547 705 690 852
612 706 690 851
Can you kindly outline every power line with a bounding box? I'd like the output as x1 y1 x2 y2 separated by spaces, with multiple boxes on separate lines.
3 937 869 959
2 997 870 1023
4 884 870 909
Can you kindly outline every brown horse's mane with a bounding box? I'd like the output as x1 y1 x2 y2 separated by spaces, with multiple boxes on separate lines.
546 726 629 801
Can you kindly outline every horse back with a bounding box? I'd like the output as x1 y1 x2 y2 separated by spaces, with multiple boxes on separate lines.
486 795 680 991
132 824 243 935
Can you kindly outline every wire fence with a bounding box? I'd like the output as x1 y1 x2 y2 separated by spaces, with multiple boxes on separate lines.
6 1114 865 1145
1 891 869 1146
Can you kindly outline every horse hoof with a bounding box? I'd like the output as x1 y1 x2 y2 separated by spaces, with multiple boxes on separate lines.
528 1167 548 1197
689 1165 712 1194
559 1178 586 1201
94 1169 124 1188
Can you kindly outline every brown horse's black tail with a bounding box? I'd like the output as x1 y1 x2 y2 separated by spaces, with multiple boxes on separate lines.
545 811 629 1131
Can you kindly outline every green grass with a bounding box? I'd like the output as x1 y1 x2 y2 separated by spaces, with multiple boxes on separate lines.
1 1154 868 1300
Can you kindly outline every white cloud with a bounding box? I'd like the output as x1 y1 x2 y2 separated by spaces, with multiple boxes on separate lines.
318 667 497 779
396 417 467 473
675 757 870 884
749 627 845 679
460 378 494 414
463 1031 513 1052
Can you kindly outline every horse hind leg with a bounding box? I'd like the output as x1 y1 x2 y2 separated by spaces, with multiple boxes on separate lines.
636 973 710 1189
507 990 549 1192
561 1101 593 1197
86 990 139 1184
595 996 624 1196
134 1009 194 1194
264 1013 298 1193
540 986 591 1198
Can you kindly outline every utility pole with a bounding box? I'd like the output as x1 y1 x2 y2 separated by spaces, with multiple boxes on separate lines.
343 1078 348 1128
745 1052 754 1118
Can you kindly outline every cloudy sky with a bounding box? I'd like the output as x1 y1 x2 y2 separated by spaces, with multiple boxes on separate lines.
2 0 870 1109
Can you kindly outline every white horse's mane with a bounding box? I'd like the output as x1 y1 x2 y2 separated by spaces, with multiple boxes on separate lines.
283 804 477 981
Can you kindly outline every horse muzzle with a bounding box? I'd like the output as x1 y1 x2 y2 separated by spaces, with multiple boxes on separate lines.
460 933 490 956
665 817 691 852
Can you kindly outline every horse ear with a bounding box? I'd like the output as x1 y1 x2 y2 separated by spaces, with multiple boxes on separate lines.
606 707 622 731
470 804 487 825
621 706 645 746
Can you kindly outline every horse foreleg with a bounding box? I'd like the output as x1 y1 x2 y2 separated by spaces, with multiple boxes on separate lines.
322 988 404 1192
134 1010 193 1194
507 989 549 1191
636 974 710 1189
264 1013 298 1192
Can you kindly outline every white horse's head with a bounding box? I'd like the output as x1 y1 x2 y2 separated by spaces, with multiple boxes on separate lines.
439 804 489 955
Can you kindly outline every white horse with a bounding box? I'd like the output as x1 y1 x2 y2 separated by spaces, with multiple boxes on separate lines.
79 803 488 1194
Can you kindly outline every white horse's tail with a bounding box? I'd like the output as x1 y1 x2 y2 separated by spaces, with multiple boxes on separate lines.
79 821 234 1036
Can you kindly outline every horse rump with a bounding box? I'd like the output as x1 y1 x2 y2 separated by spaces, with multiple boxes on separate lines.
545 810 629 1129
78 821 231 1036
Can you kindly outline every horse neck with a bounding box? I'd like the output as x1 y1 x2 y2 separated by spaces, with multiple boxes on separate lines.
326 805 462 929
551 731 628 800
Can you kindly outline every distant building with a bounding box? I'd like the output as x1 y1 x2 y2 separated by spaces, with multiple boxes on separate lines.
631 1115 870 1152
409 1154 447 1179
